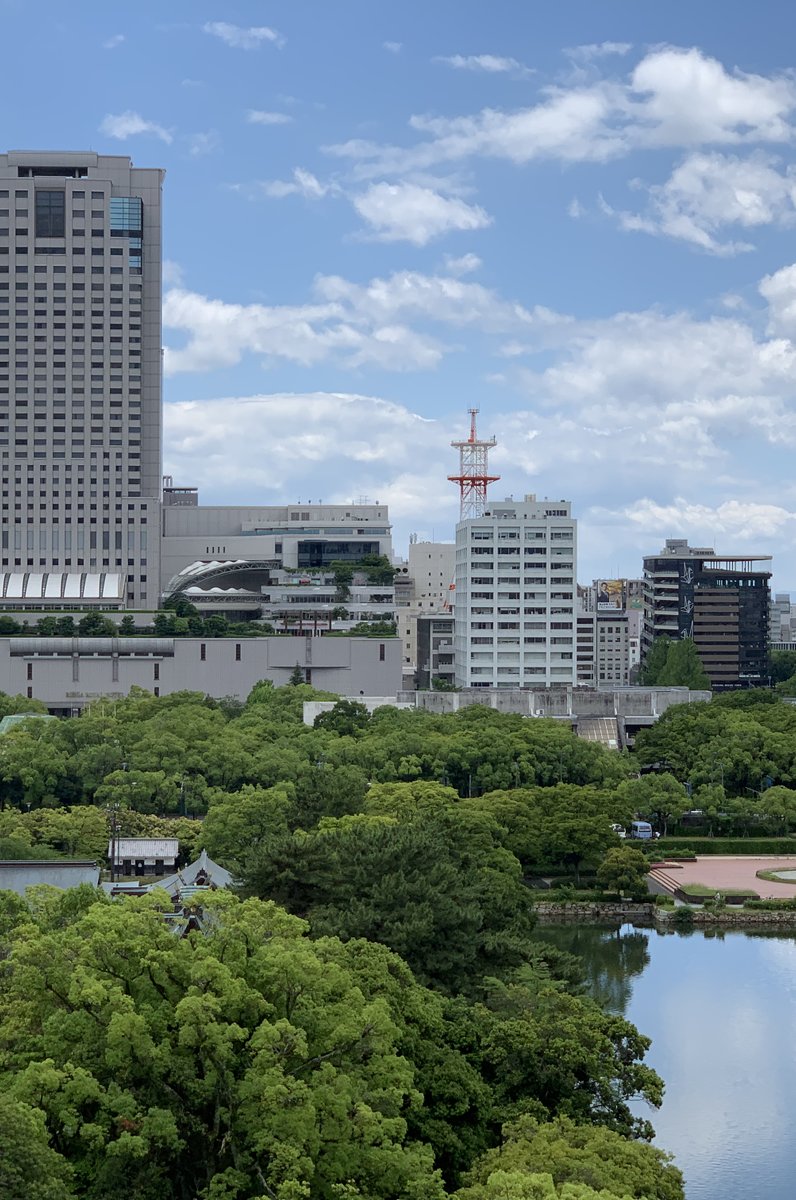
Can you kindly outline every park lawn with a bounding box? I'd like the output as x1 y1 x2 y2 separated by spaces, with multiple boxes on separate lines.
679 882 758 898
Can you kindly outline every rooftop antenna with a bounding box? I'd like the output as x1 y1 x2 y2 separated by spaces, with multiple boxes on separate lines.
448 407 499 520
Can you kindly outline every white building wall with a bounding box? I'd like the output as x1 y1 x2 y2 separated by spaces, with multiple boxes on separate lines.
454 496 577 689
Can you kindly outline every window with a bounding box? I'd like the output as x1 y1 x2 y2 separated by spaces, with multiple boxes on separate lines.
35 190 65 237
200 643 206 661
379 642 385 661
235 643 241 661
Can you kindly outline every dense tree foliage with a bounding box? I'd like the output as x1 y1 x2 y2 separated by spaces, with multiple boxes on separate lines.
0 887 677 1200
454 1116 683 1200
639 637 710 690
0 681 696 1200
596 847 649 897
633 691 796 831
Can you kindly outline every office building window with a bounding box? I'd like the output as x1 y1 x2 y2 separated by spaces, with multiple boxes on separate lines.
35 190 65 237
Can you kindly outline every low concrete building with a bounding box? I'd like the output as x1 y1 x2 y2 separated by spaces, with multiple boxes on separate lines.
0 859 100 895
0 634 402 713
390 684 711 749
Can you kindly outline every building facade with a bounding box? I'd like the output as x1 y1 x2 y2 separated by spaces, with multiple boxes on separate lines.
0 151 163 609
642 538 772 689
770 593 795 644
454 495 577 688
161 500 392 606
395 541 455 677
416 612 455 690
1 634 401 712
576 579 645 687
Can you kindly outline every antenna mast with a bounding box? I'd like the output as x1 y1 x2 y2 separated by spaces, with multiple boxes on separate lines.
448 408 499 520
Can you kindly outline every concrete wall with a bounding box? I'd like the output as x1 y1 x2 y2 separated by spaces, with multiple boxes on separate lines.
303 697 415 724
0 861 100 894
395 685 711 717
0 636 402 710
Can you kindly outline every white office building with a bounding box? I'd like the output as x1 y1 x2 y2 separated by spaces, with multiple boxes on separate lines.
0 151 163 609
454 495 577 688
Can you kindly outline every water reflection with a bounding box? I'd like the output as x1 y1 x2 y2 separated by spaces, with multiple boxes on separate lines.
534 922 650 1014
535 923 796 1200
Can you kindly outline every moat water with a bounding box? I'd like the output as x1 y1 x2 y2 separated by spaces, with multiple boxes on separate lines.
535 924 796 1200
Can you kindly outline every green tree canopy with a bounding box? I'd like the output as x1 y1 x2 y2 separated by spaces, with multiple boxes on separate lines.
0 1095 74 1200
455 1115 683 1200
596 847 649 897
640 638 710 690
0 890 448 1200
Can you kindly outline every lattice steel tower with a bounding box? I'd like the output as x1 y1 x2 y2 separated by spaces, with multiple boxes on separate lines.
448 408 499 520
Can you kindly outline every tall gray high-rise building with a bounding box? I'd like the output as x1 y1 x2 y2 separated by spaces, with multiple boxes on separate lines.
0 151 163 608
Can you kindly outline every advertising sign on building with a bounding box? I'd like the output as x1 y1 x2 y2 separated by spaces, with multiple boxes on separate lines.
596 579 625 611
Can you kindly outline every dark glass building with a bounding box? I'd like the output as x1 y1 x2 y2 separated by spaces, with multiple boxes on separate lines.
642 539 771 690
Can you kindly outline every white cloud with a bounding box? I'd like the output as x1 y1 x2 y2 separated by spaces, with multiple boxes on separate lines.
162 284 445 375
352 182 492 245
164 392 452 515
259 168 337 199
161 260 796 521
187 131 219 157
103 33 125 50
203 21 284 50
605 152 796 254
312 269 541 331
383 41 402 54
246 110 293 126
760 262 796 336
434 54 532 76
442 252 482 275
618 497 796 540
564 42 632 62
325 47 796 178
99 111 173 144
162 265 552 377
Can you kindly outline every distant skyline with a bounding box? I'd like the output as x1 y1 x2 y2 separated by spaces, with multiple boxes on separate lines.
4 1 796 586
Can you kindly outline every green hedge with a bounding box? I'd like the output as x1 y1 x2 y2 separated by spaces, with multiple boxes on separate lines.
656 837 796 856
745 897 796 911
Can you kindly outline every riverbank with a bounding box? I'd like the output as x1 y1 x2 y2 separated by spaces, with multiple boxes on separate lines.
533 901 796 928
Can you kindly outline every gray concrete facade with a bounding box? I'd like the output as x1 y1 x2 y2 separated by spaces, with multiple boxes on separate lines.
161 502 392 597
0 151 163 609
0 859 100 894
0 635 402 711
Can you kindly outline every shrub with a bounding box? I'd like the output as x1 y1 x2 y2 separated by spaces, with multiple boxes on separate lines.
671 906 695 929
656 837 796 856
745 897 796 911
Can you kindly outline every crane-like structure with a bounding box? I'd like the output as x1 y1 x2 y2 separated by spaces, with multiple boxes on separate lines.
448 408 499 520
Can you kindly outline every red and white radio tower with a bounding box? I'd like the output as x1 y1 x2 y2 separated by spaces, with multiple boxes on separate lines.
448 408 499 520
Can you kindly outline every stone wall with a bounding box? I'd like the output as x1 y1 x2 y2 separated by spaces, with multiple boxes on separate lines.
533 902 656 921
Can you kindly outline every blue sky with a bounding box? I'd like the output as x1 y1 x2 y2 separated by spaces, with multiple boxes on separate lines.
4 1 796 586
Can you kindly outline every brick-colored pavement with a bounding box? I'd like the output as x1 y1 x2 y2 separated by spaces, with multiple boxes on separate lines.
655 856 796 899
